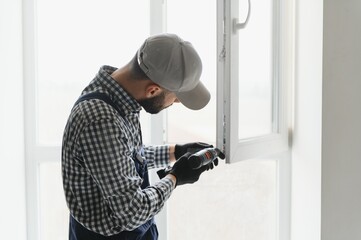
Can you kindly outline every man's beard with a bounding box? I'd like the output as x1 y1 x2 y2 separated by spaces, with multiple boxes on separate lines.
138 91 169 114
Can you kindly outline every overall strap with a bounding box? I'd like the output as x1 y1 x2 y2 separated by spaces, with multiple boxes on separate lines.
74 92 125 117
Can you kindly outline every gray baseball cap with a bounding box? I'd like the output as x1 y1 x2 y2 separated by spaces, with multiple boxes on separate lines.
137 33 210 110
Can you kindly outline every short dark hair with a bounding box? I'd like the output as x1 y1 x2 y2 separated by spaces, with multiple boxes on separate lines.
128 53 150 81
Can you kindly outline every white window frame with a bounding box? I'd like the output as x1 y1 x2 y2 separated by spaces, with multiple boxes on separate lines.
23 1 49 239
217 0 294 163
217 0 294 239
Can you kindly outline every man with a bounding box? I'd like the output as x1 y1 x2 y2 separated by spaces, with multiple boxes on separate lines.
62 33 219 240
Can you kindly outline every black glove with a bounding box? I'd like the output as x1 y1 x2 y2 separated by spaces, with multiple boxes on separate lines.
158 153 208 187
174 142 213 160
206 158 218 170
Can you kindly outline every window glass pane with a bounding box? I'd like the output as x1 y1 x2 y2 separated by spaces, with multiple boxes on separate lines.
168 160 277 240
39 162 68 240
238 0 274 139
36 0 150 145
166 0 217 144
166 1 277 240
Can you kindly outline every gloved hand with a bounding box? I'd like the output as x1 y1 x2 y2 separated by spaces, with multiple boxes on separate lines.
160 153 208 187
174 142 213 160
205 158 218 170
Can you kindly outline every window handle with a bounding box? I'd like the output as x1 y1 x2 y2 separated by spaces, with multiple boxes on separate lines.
233 0 251 32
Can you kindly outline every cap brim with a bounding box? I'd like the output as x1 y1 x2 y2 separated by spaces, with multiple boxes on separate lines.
176 81 211 110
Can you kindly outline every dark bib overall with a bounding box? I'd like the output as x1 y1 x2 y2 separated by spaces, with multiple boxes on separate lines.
69 92 158 240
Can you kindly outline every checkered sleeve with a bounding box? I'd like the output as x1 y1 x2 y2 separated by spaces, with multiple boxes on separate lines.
143 145 170 169
77 118 174 233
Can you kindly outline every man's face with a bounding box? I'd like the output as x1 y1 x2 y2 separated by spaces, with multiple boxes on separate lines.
139 90 179 114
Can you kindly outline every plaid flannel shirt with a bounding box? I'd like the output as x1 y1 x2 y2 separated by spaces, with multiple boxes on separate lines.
62 65 174 236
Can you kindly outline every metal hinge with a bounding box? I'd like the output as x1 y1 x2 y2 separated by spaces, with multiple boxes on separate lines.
222 114 226 154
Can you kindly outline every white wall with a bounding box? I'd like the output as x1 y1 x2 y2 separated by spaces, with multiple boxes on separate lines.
292 1 361 240
291 0 323 239
0 0 27 239
322 0 361 239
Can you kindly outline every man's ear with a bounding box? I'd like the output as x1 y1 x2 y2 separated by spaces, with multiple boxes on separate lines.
145 84 162 98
